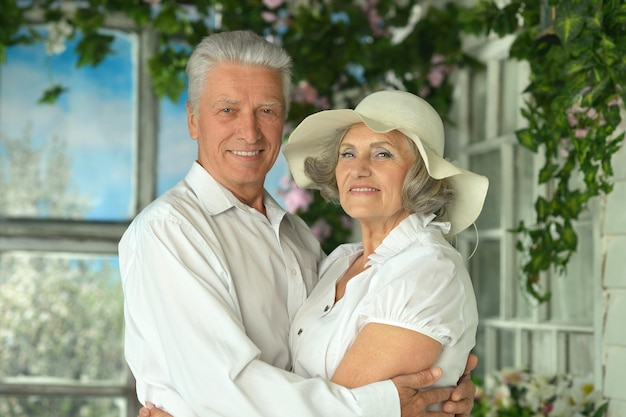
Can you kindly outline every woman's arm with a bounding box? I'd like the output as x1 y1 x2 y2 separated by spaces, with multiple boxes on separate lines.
331 322 442 388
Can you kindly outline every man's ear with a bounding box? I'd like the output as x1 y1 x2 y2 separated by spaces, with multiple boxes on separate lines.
186 102 198 140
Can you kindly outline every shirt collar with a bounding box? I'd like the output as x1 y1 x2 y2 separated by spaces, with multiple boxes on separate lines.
185 162 287 223
367 213 450 266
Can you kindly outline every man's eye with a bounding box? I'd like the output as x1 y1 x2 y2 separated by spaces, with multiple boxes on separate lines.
221 108 232 113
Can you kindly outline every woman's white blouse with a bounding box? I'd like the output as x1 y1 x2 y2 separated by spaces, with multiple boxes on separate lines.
289 213 478 391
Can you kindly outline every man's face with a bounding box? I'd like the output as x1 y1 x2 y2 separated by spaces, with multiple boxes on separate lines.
187 63 285 201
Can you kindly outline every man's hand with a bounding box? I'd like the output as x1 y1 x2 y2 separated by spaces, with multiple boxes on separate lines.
441 354 478 417
393 367 453 417
137 402 172 417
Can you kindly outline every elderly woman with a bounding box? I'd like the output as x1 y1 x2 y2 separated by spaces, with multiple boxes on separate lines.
283 90 488 409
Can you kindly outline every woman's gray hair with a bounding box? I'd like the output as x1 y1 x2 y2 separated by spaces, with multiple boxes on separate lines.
304 128 455 218
186 30 293 119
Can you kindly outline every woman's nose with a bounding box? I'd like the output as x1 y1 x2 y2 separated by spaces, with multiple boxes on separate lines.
351 158 371 177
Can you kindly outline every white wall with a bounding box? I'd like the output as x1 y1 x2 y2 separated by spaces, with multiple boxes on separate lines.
600 120 626 416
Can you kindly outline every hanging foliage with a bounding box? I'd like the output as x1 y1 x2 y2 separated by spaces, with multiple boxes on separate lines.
1 0 624 302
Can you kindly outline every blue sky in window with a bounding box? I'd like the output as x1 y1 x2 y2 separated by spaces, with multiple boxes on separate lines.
1 28 134 220
0 28 288 220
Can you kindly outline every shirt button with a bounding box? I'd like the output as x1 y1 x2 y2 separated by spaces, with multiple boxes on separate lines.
297 328 303 335
291 269 297 276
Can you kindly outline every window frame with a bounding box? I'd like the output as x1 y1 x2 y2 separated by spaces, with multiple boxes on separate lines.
0 9 159 417
448 34 596 378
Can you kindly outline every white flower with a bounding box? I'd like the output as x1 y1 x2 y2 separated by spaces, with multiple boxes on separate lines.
45 20 73 55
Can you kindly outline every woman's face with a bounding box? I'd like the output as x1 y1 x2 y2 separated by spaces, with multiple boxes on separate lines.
335 123 415 229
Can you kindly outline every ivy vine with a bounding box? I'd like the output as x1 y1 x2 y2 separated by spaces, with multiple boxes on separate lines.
1 0 624 302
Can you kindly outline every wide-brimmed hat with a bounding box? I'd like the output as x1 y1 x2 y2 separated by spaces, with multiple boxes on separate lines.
282 89 489 236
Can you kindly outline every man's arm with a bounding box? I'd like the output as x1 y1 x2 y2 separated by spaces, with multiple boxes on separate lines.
140 368 448 417
138 364 476 417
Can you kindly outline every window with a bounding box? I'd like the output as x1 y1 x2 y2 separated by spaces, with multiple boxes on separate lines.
0 20 142 416
448 35 596 378
0 15 291 416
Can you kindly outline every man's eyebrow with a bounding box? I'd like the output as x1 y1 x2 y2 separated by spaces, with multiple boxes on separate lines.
211 98 238 107
259 100 283 107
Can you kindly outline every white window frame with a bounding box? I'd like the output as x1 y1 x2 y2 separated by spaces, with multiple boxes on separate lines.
449 33 596 379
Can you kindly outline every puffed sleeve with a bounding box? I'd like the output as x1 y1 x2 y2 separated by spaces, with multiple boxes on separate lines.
358 247 468 347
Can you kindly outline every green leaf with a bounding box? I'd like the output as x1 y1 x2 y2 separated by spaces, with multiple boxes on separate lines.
555 0 587 44
539 163 559 184
38 84 68 104
559 222 578 251
152 5 183 36
74 32 114 67
535 197 551 221
516 128 539 151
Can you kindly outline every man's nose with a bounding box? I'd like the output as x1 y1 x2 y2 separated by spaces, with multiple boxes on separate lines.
239 112 261 143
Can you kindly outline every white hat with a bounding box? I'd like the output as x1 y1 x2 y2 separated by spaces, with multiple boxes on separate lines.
283 90 489 236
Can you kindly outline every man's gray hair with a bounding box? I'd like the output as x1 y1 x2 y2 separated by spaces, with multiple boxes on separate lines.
186 30 293 118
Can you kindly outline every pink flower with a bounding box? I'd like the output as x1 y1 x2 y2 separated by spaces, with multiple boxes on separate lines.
567 111 577 127
575 128 588 138
263 0 284 10
292 80 330 110
277 176 314 213
540 402 554 414
586 108 597 119
431 54 446 65
293 80 318 104
558 138 570 158
427 67 446 88
262 12 277 22
311 219 332 243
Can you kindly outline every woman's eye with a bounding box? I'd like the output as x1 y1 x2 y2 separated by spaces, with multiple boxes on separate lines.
376 151 392 158
339 151 354 158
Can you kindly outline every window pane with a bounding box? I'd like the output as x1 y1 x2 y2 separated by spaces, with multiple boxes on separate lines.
0 27 135 221
157 95 196 196
0 395 129 417
470 238 501 318
530 330 556 373
551 222 594 323
513 145 536 225
498 58 520 135
496 328 516 369
469 70 487 143
567 333 594 375
0 252 125 382
470 150 501 229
